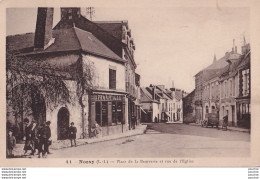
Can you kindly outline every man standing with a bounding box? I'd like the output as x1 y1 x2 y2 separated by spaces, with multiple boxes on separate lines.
23 118 32 155
36 123 44 158
69 122 77 147
41 121 51 157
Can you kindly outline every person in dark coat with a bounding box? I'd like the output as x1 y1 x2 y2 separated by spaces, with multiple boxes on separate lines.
37 123 44 158
41 121 51 157
7 129 16 158
23 118 33 155
69 122 77 147
30 121 38 155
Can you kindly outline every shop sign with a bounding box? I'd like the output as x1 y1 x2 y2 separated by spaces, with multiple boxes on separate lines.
92 94 123 101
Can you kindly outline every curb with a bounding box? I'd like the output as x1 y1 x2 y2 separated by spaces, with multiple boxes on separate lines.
186 123 250 133
51 125 148 150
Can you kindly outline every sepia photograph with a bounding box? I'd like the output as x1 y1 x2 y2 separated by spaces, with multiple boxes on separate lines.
1 0 260 168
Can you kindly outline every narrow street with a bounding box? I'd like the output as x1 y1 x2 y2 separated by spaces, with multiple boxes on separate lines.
49 123 250 158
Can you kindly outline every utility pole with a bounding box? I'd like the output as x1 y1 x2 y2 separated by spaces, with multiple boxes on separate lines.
86 7 95 21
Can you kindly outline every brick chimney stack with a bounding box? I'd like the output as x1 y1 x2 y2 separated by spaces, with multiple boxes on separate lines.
34 8 54 50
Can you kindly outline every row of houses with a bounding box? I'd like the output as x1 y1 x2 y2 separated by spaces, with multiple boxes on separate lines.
193 39 250 128
140 84 187 123
6 8 142 141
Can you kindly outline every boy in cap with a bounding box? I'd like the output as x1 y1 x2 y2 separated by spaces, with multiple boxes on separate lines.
7 129 16 158
69 122 77 147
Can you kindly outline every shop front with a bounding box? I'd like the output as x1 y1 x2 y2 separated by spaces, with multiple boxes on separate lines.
90 92 127 137
236 97 250 129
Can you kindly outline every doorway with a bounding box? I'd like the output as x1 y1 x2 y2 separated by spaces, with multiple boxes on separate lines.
57 107 70 140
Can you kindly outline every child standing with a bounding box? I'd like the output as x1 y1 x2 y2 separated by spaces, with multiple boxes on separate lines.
7 129 16 158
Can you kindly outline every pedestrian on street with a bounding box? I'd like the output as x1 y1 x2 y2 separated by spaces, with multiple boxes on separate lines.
41 121 51 157
7 129 16 158
30 121 38 155
69 122 77 147
37 123 44 158
23 118 33 155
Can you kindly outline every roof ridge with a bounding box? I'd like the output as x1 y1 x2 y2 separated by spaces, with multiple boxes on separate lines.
71 27 84 51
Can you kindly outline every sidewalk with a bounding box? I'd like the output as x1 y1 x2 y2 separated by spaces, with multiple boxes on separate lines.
187 123 250 133
12 124 147 157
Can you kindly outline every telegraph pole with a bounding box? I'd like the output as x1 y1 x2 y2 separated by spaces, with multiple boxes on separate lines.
86 7 95 20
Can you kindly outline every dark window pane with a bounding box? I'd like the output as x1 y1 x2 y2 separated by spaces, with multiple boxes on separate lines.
109 69 116 89
101 102 108 126
112 102 117 124
95 102 101 126
117 102 123 123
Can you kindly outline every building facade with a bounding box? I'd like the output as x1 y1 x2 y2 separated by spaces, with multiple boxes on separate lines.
6 7 141 141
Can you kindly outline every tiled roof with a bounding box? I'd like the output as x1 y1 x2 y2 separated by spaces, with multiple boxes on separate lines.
156 86 172 100
140 87 159 103
94 22 123 41
175 90 182 101
54 15 123 57
6 27 125 63
205 52 241 70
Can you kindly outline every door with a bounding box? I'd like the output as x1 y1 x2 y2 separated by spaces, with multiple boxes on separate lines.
57 107 70 140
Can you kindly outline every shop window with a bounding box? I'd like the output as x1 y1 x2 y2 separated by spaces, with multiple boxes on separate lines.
206 106 209 113
96 102 101 126
109 69 116 89
112 101 123 125
101 102 108 126
96 102 108 127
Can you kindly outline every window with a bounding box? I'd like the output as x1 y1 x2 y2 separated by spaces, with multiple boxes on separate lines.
230 79 232 97
109 69 116 89
243 69 250 96
95 102 108 127
112 102 123 125
232 78 235 96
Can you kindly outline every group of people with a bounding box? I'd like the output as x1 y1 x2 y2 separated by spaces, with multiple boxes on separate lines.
6 118 52 158
23 118 52 158
7 119 78 158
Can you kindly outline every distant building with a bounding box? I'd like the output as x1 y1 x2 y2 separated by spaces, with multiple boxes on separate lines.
194 39 250 129
183 90 195 123
140 87 160 123
140 84 184 123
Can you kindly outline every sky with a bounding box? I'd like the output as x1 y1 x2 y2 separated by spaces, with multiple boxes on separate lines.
6 7 250 93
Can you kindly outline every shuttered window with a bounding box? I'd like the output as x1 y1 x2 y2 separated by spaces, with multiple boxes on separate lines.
109 69 116 89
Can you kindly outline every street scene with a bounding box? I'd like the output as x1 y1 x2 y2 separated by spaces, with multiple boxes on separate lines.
6 7 250 159
47 123 250 158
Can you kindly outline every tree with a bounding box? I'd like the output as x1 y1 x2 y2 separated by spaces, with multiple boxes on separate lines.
6 51 97 139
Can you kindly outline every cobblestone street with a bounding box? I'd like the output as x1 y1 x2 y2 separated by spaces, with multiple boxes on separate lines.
48 123 250 158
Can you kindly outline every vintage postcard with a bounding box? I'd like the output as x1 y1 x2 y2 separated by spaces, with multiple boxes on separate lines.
0 0 260 167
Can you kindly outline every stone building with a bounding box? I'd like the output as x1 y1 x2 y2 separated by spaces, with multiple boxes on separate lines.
235 43 250 128
140 85 184 123
183 90 195 123
6 7 141 141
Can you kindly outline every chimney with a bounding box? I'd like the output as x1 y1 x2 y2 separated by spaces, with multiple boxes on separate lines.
232 39 235 53
153 85 156 100
235 46 237 53
213 54 217 63
61 8 81 20
34 8 54 50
